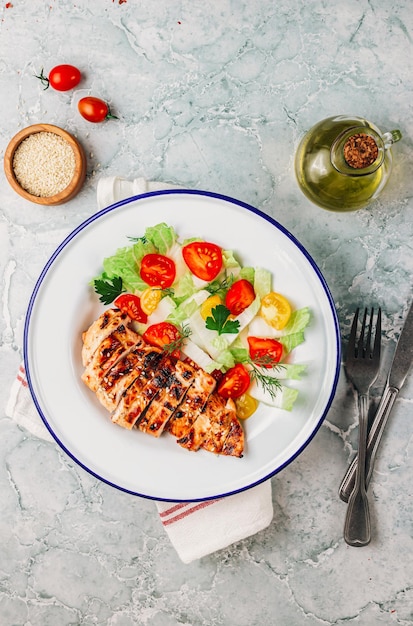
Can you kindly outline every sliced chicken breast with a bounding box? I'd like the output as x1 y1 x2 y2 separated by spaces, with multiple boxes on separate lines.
138 358 198 437
111 355 174 430
82 308 130 367
81 325 141 392
167 368 216 439
96 342 164 412
200 398 243 455
221 415 245 458
177 395 244 456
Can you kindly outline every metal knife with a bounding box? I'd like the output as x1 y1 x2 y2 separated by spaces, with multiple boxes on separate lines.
339 299 413 502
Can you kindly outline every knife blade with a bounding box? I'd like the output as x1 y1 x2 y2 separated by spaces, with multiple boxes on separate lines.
339 299 413 502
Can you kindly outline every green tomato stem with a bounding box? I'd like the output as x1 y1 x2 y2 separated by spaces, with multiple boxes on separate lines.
34 68 50 90
106 106 119 120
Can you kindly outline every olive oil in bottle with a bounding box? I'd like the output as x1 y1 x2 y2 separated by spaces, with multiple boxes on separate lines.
294 115 402 212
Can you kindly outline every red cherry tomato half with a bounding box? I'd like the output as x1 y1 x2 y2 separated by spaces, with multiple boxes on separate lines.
225 279 255 316
78 97 117 123
217 363 251 399
143 322 181 357
182 241 222 282
36 64 81 91
247 336 283 367
140 253 176 288
114 294 148 323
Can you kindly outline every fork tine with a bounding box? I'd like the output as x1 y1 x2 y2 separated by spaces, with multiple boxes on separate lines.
373 308 381 359
357 308 368 357
365 308 374 357
348 308 359 357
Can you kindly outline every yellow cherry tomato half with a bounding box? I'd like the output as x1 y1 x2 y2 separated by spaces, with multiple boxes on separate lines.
200 294 223 320
140 287 162 315
260 292 292 330
235 393 258 419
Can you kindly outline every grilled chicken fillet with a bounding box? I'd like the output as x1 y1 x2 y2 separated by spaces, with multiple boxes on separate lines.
81 310 245 456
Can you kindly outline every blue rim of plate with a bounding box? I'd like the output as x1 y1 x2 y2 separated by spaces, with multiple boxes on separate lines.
23 189 341 502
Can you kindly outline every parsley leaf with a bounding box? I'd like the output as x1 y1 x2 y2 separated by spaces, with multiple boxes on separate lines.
205 305 240 335
93 275 124 305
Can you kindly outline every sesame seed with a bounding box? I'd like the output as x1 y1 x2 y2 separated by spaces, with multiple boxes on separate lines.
12 131 76 197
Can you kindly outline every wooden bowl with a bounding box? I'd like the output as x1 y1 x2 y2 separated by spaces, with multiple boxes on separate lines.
4 123 87 206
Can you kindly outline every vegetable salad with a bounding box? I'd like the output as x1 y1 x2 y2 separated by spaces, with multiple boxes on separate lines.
92 222 310 419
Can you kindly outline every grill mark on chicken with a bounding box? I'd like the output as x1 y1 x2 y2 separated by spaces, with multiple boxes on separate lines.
204 399 244 456
176 394 238 454
82 309 130 367
111 355 174 430
81 325 141 392
138 359 198 437
221 417 245 457
167 369 216 439
96 342 164 411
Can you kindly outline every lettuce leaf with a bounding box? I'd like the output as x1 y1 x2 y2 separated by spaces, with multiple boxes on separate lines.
239 266 255 284
100 240 154 293
249 380 299 411
229 345 249 363
222 249 241 271
254 267 272 299
144 223 178 254
278 307 311 353
93 223 178 295
279 331 305 353
167 290 209 325
282 307 311 335
172 271 197 305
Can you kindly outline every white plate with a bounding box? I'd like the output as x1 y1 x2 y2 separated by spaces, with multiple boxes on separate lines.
24 190 341 502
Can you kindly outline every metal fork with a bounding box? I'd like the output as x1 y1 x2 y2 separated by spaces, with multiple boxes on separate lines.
343 307 381 547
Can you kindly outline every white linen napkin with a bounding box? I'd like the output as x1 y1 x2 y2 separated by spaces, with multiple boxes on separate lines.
6 177 274 564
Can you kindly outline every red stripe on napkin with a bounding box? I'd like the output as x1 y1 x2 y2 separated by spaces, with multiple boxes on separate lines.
160 499 222 526
17 364 28 387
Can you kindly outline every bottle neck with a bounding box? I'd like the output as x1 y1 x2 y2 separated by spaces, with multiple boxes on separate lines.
330 126 385 177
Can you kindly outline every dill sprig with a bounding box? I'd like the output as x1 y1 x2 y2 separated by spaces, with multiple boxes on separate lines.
247 356 285 401
127 235 147 243
206 272 235 296
162 325 192 355
161 287 175 297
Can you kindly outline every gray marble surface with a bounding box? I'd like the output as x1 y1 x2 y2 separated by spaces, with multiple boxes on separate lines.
1 1 413 624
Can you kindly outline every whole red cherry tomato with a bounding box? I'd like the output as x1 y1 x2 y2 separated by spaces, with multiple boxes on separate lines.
36 65 81 91
114 294 147 323
78 97 118 123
